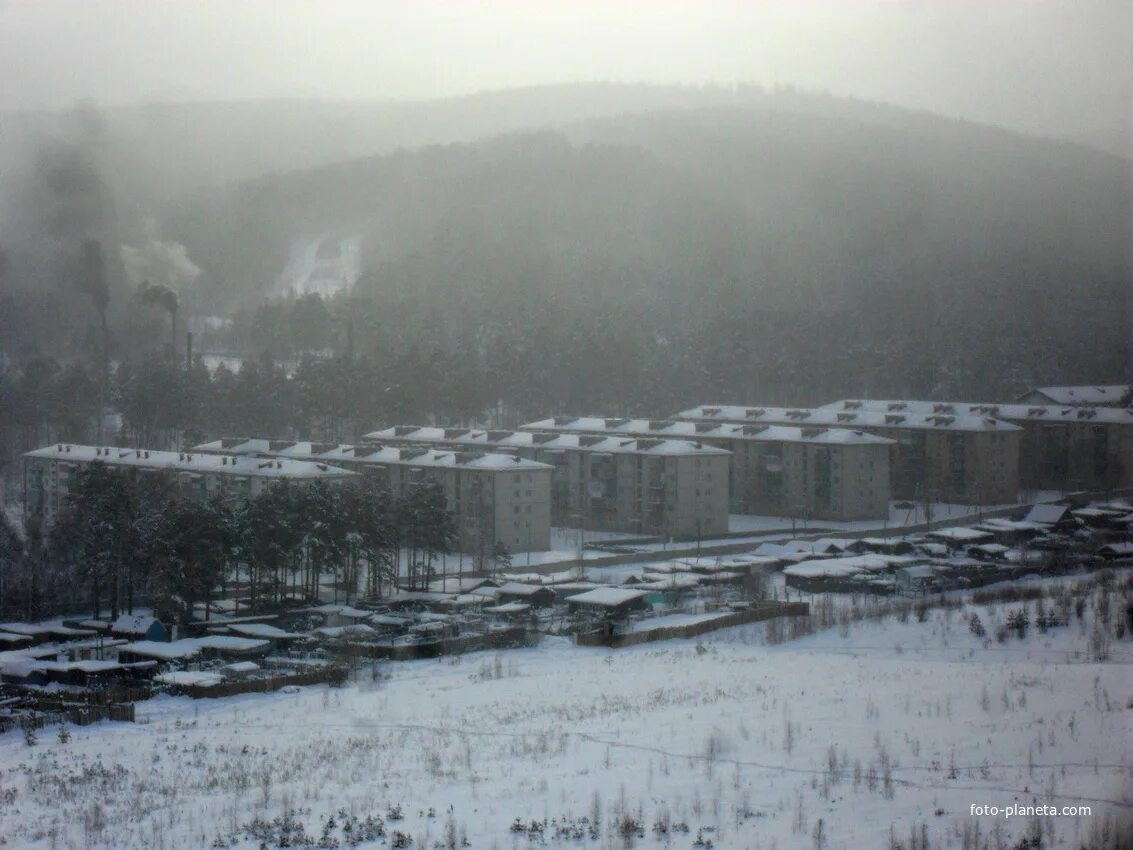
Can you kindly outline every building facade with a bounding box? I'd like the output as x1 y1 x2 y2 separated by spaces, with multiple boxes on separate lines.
196 439 553 554
674 405 1021 506
23 443 356 524
817 399 1133 494
516 418 893 522
364 426 731 538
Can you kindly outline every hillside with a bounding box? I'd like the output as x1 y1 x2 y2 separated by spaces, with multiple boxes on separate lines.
1 87 1127 409
165 99 1128 405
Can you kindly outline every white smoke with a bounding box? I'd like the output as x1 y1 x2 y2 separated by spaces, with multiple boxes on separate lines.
120 219 202 289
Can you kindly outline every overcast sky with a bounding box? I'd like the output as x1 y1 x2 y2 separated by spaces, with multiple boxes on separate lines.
1 0 1129 154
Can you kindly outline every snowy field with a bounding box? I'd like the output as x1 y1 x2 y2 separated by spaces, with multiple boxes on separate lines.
1 574 1129 849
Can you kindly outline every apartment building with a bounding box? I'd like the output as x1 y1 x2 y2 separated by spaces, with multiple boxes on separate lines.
817 399 1133 493
363 426 731 538
195 438 553 554
516 417 893 522
674 405 1021 506
22 443 355 524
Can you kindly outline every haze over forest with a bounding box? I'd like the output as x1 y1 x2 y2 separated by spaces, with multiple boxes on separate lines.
0 1 1129 449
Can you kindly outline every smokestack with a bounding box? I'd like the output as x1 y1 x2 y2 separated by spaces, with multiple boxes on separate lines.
346 319 354 360
186 331 193 369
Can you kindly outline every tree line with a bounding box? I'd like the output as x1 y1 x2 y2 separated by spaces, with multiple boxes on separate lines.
0 463 457 623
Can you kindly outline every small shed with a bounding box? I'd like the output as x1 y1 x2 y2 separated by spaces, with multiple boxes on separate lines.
0 633 33 650
1024 504 1076 530
926 527 994 549
222 623 307 650
0 623 56 646
367 614 412 636
784 559 867 593
482 602 532 619
971 519 1046 546
1097 542 1133 561
895 564 940 594
112 614 168 643
117 639 201 664
549 582 601 600
495 582 556 607
308 605 373 629
566 587 650 617
221 661 260 680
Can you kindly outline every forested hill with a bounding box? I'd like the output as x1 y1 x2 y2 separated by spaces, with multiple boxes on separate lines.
168 99 1129 405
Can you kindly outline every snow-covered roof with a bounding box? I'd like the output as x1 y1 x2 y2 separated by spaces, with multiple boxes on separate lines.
112 614 160 635
538 569 586 585
197 438 554 472
927 527 994 543
785 553 914 578
426 577 496 593
1025 504 1073 525
195 635 270 652
784 559 866 578
974 518 1046 533
314 624 376 639
677 555 776 572
369 614 413 627
675 404 1021 433
363 426 732 457
549 582 601 594
37 659 127 675
567 587 650 608
225 623 306 640
222 661 260 674
499 572 546 583
156 670 224 687
518 417 897 444
25 444 356 480
0 622 53 636
496 582 551 597
1022 385 1130 406
748 543 812 562
119 640 202 660
483 602 531 614
816 399 1133 426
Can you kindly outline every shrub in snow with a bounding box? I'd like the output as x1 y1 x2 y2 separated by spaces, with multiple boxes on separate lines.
968 613 985 638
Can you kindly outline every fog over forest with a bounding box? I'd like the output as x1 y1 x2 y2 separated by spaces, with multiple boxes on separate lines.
0 81 1128 451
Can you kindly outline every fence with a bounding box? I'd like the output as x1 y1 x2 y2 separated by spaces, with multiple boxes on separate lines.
172 668 345 699
575 601 810 648
1 700 136 734
332 626 534 661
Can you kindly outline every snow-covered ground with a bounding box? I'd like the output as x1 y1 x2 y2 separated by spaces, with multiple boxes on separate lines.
2 573 1129 849
276 235 364 298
